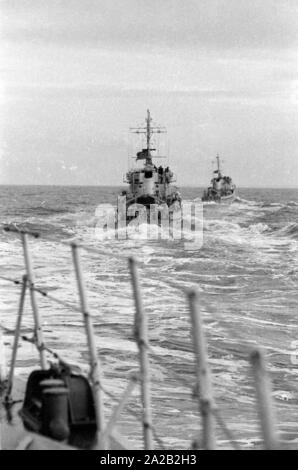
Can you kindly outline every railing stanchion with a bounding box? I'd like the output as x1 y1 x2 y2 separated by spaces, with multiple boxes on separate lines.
0 327 7 384
71 243 105 447
188 289 216 450
21 233 47 369
250 349 278 449
5 275 27 402
129 257 153 450
0 325 7 450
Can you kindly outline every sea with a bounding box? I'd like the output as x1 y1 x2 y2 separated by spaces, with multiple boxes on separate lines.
1 185 298 449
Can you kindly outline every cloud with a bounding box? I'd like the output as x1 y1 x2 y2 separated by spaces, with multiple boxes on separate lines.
1 0 298 52
1 1 298 187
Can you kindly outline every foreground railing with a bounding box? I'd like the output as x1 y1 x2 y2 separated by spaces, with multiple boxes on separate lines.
0 225 281 450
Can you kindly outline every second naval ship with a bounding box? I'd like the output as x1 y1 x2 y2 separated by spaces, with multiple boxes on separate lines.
202 155 236 203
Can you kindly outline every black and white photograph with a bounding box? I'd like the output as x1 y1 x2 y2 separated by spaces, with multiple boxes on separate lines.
0 0 298 455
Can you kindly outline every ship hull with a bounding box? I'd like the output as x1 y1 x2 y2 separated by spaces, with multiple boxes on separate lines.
125 195 182 224
219 192 236 203
202 191 236 203
133 194 160 208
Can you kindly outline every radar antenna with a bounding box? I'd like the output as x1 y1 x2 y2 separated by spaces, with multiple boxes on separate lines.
130 109 166 165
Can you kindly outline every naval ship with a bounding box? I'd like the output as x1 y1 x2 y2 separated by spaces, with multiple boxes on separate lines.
120 110 181 219
202 155 236 203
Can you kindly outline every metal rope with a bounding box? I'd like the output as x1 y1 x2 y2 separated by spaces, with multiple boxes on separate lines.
0 274 82 313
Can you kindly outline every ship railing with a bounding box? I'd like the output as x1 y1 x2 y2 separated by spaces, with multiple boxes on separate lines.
0 225 280 450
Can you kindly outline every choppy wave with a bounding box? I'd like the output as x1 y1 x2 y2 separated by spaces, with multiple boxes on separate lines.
1 185 298 448
232 196 261 206
273 222 298 239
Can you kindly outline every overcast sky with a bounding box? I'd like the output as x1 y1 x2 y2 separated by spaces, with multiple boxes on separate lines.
0 0 297 186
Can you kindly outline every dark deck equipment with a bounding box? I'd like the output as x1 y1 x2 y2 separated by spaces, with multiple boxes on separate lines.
20 366 97 447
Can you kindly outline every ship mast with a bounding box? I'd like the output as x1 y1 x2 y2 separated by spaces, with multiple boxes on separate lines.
130 110 166 166
146 109 152 163
216 154 222 177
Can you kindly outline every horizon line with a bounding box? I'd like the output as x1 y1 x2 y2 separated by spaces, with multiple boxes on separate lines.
1 184 298 190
